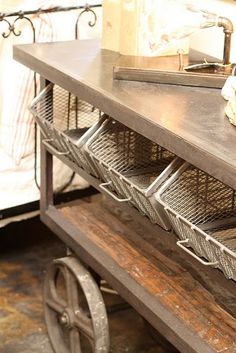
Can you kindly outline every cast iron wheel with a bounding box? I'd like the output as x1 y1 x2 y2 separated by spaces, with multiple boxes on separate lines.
43 256 109 353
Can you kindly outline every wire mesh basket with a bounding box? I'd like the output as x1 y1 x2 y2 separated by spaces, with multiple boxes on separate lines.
30 83 105 177
85 118 182 229
156 162 236 281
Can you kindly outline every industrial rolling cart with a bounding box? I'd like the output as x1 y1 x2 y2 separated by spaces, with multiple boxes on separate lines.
14 39 236 353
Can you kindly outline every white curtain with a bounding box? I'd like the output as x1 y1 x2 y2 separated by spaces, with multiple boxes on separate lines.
0 0 102 209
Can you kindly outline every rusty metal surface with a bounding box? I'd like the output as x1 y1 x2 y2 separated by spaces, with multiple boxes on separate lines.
0 215 178 353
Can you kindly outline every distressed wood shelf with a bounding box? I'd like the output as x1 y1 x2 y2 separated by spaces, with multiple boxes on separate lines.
42 195 236 353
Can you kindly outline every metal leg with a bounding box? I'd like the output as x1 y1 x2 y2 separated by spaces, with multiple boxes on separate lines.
40 78 54 213
43 256 110 353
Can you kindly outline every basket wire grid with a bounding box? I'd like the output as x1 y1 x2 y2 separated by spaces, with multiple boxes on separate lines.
85 118 181 228
162 167 236 224
30 83 103 176
156 162 236 280
210 227 236 251
87 119 174 180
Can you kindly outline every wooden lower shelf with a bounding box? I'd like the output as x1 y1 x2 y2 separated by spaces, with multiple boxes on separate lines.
42 195 236 353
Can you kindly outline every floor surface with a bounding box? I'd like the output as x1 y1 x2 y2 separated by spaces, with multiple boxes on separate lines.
0 215 178 353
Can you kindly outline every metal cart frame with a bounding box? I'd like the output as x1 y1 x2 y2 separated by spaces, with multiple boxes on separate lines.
14 41 236 353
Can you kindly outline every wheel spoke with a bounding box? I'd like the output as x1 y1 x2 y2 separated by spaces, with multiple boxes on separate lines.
47 266 67 308
74 311 94 341
45 297 65 315
64 267 79 310
69 328 82 353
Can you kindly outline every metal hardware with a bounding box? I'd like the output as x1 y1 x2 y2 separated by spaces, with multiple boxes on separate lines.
184 61 232 72
75 4 97 39
185 6 233 66
177 49 184 71
217 16 233 66
0 4 100 39
42 139 70 156
99 181 132 203
177 239 218 266
44 256 109 353
232 65 236 77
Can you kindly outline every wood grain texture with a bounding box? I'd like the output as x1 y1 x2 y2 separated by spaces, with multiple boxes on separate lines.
60 197 236 353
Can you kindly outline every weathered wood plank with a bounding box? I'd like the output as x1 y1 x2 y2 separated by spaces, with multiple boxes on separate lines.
60 198 236 353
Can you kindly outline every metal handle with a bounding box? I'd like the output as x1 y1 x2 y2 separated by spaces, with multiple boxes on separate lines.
177 239 218 266
42 139 70 156
99 181 131 203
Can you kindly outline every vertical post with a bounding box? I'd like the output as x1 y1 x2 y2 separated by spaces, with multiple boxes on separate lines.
40 77 53 214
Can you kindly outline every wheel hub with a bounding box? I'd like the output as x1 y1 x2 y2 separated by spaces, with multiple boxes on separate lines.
59 310 73 330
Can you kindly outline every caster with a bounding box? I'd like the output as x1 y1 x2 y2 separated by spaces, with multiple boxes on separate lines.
43 256 109 353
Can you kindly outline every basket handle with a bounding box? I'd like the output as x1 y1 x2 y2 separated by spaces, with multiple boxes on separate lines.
177 239 218 266
99 181 131 203
42 139 70 156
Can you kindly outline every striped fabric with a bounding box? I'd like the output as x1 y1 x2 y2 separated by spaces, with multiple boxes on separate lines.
0 0 103 165
0 1 103 211
0 1 57 164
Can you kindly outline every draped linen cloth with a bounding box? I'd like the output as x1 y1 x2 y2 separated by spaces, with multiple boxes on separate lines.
0 1 57 164
0 0 102 210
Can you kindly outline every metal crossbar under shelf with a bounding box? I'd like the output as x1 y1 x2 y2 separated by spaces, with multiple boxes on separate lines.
156 162 236 281
30 83 104 177
85 118 182 229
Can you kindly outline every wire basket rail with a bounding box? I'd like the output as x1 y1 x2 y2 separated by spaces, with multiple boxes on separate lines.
30 83 104 177
156 162 236 280
85 118 182 229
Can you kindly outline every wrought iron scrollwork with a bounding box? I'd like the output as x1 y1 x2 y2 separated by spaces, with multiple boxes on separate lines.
0 3 101 190
13 12 36 42
0 12 33 39
0 4 100 39
75 4 98 39
0 15 13 38
0 12 36 42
